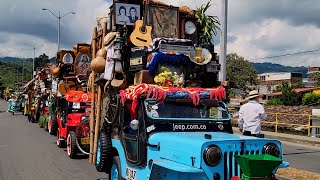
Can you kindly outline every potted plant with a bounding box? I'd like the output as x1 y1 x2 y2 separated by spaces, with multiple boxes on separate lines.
196 0 220 44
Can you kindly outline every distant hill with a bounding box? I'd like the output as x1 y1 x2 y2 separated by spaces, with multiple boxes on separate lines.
0 56 56 63
0 57 309 79
0 56 32 63
252 62 308 78
0 60 32 87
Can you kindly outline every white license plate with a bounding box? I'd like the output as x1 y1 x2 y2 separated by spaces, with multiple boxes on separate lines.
126 167 137 180
130 57 143 66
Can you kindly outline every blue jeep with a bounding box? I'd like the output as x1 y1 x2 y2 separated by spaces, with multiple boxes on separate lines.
95 91 289 180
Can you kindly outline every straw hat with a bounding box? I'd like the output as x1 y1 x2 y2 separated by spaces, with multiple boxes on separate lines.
104 32 119 48
247 90 260 100
189 47 212 65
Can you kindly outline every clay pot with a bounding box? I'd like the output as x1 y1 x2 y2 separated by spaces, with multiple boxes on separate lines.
52 64 60 76
96 48 107 58
90 56 105 73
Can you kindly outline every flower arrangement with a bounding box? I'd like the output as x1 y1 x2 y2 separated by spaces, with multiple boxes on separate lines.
154 66 179 87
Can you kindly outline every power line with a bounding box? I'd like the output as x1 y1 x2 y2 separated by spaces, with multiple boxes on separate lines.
249 48 320 61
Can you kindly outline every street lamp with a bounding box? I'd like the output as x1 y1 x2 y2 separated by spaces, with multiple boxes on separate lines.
25 43 44 79
42 8 75 51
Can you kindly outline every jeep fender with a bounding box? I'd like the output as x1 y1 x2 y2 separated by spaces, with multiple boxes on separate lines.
149 159 207 180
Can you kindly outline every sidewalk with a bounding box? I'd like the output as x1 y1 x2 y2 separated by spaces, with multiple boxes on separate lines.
232 127 320 147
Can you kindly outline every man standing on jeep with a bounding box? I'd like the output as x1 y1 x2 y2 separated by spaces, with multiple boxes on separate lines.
238 90 267 136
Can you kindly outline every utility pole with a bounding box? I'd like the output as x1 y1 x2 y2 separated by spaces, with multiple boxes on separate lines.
58 11 60 51
25 43 44 79
22 59 24 83
33 46 35 79
42 8 75 51
219 0 228 82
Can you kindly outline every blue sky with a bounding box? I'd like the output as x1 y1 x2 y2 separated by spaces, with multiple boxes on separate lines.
1 0 320 67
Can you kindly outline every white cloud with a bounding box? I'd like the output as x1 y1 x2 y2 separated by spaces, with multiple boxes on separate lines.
0 0 111 58
1 0 320 67
226 19 320 66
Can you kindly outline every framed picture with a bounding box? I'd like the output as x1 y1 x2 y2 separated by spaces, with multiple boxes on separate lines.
147 5 179 38
62 53 73 64
114 3 141 25
76 53 92 75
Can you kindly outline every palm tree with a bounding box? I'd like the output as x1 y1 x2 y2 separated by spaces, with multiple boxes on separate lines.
35 53 49 69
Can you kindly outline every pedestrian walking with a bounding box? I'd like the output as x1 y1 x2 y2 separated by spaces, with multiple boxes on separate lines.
238 90 267 137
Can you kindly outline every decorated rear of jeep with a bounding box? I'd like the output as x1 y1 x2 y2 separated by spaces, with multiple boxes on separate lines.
88 1 289 179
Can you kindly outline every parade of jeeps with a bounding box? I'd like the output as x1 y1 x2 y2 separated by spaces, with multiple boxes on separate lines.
1 0 320 180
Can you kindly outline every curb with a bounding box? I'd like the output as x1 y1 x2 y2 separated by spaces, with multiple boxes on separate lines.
276 174 291 180
264 134 320 147
232 127 320 147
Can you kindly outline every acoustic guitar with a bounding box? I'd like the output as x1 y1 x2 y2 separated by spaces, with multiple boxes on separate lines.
130 0 152 47
58 81 77 96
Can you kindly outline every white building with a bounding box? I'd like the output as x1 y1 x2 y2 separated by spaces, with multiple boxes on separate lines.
257 72 302 95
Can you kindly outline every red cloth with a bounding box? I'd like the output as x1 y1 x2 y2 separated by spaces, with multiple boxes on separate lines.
120 84 226 112
64 90 92 102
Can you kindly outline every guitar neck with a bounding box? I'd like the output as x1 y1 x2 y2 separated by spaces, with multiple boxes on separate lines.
142 0 150 29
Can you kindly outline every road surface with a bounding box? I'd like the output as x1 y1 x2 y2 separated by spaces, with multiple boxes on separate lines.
282 141 320 174
0 100 107 180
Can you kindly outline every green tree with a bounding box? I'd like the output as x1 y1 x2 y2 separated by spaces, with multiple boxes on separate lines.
276 82 301 106
302 92 320 105
34 53 49 69
311 72 320 87
226 53 258 90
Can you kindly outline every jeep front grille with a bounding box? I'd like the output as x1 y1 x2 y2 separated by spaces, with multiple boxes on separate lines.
223 150 260 180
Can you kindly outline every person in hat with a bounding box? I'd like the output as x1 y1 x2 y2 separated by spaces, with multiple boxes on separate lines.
238 90 267 136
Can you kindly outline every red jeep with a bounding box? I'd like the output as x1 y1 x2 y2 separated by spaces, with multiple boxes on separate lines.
56 90 91 159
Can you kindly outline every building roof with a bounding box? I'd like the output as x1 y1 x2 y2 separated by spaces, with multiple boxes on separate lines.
293 87 316 92
267 87 316 97
258 72 302 76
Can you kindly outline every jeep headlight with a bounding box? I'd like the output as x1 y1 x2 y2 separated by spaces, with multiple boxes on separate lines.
203 145 222 166
263 143 280 158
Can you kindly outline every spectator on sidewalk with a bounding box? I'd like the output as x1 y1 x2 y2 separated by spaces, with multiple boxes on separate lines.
238 90 267 137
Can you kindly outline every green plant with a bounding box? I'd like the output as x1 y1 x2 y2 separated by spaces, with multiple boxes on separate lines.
266 98 283 106
39 114 48 128
196 0 220 44
302 92 320 105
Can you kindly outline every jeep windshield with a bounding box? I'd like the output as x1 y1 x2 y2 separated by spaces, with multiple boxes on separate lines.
144 98 230 121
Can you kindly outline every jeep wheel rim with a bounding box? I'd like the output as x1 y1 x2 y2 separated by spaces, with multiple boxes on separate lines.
110 164 118 180
67 134 71 155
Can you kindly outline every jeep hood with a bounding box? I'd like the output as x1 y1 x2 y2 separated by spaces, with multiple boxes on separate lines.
148 132 260 168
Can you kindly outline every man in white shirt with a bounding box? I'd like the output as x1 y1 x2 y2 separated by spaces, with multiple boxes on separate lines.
238 90 267 136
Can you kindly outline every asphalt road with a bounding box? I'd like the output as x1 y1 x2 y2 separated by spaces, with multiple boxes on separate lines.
0 100 107 180
282 141 320 174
